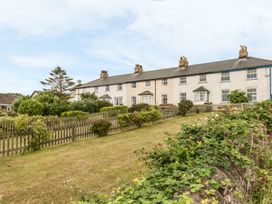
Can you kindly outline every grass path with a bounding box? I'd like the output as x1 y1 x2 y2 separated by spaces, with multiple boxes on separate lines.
0 113 207 204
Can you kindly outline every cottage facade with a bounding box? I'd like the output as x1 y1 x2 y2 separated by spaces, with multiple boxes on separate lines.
74 47 272 106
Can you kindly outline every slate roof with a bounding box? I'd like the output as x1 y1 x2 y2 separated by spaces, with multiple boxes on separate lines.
193 86 210 92
79 57 272 88
0 94 18 105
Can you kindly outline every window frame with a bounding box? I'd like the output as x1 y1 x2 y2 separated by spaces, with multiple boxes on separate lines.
221 89 229 102
94 87 98 93
117 84 122 91
131 82 137 88
194 91 206 102
145 81 151 87
179 76 187 85
199 74 207 82
246 69 257 79
180 92 187 101
105 85 110 92
221 72 230 82
114 97 123 105
131 96 137 105
247 88 257 102
161 94 168 104
161 78 168 86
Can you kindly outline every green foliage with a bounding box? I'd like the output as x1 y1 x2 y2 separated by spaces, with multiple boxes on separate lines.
80 101 272 203
40 66 75 100
61 111 88 119
178 100 193 116
12 96 30 112
69 99 99 113
100 105 128 116
80 92 98 101
128 103 151 113
4 115 50 151
118 108 161 128
17 99 44 116
228 90 249 103
91 119 112 137
97 100 113 110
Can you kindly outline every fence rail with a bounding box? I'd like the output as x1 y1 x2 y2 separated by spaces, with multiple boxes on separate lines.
0 109 177 157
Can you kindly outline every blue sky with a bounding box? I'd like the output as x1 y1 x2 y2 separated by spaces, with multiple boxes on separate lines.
1 0 272 95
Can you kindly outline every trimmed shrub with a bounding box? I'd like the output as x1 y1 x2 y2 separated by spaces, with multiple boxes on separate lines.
228 90 249 103
100 105 128 116
118 108 161 128
98 100 113 110
12 96 30 112
128 103 151 113
17 99 44 116
69 99 99 113
178 100 193 116
61 110 88 119
91 119 111 137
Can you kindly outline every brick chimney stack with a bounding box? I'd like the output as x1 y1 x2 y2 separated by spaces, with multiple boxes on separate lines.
134 64 143 74
239 45 248 59
179 56 189 69
100 70 108 79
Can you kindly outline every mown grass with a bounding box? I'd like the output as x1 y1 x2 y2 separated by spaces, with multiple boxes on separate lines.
0 113 207 204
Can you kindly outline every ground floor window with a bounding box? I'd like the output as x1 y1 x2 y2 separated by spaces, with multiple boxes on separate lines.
141 95 152 104
161 94 168 104
221 89 229 102
180 92 186 101
131 96 137 105
114 97 123 105
194 91 207 102
247 88 257 102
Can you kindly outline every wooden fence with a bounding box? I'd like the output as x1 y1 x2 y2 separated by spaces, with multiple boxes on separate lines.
0 109 177 157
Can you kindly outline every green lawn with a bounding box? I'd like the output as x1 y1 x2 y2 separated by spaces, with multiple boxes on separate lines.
0 113 207 204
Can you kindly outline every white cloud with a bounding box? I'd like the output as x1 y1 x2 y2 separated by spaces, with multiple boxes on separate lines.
9 54 79 69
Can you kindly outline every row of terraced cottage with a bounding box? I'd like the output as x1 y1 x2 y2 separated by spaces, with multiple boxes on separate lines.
71 46 272 106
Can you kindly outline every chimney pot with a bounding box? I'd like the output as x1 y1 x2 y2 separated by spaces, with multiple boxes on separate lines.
100 70 108 79
134 64 143 73
179 56 189 69
239 45 248 59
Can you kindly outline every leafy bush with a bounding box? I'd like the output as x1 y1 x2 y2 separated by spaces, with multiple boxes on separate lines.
12 96 30 112
4 115 50 151
100 105 128 116
118 108 161 127
91 119 112 137
228 90 249 103
80 101 272 203
178 100 193 116
61 110 88 119
69 99 99 113
128 103 151 113
98 100 113 110
17 99 44 116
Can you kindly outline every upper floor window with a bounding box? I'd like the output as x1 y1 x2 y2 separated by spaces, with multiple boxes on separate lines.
180 92 187 101
199 74 207 82
161 94 168 104
247 88 257 102
146 81 151 86
180 76 186 84
131 82 136 88
221 72 230 81
161 78 168 86
94 87 98 93
105 85 110 92
221 89 229 102
117 84 122 91
247 69 257 79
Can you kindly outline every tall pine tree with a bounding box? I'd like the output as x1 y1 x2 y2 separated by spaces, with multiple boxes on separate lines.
41 66 75 100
